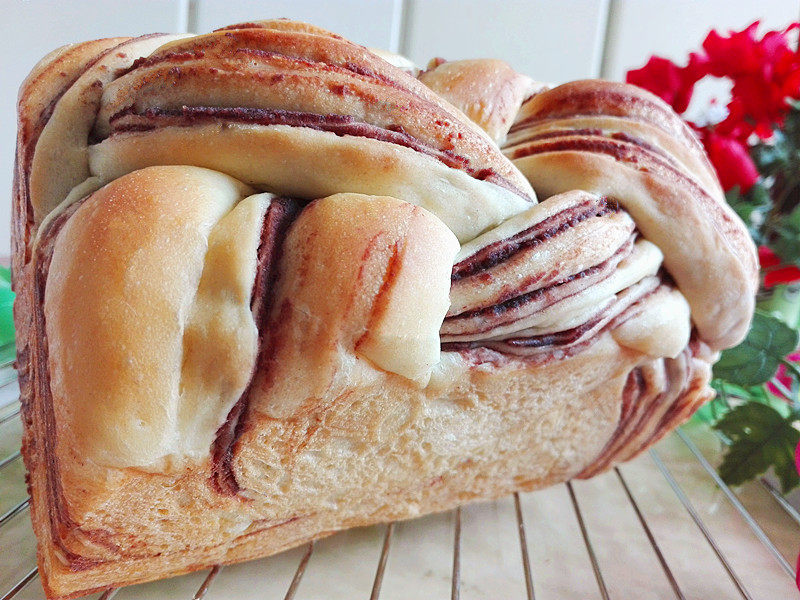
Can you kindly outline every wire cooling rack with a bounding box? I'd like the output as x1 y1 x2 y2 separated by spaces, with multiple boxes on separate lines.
1 361 798 600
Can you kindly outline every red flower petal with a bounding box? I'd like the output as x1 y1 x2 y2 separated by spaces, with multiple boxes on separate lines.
698 21 800 138
702 22 763 78
767 352 800 397
797 438 800 478
796 549 800 592
626 54 709 114
626 56 685 109
754 121 776 140
764 265 800 288
759 246 782 269
704 133 759 192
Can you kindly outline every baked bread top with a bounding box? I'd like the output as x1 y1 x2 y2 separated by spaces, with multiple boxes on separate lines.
14 20 757 474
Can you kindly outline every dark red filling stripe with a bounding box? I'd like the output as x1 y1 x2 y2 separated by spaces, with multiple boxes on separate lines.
447 234 633 325
107 106 533 202
451 196 620 282
443 275 662 357
577 337 708 478
210 197 302 496
505 128 678 169
18 36 164 265
507 134 733 232
28 198 103 569
509 89 702 153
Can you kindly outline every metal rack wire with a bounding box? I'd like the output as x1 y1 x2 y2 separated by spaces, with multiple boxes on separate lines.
0 364 797 600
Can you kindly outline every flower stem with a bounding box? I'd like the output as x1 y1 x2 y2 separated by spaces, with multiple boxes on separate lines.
769 376 800 409
780 357 800 383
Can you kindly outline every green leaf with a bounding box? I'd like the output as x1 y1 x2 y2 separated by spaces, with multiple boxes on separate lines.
713 310 800 386
726 184 771 244
713 402 800 492
757 284 800 329
692 395 731 425
696 379 794 427
771 203 800 265
751 129 791 175
713 378 772 401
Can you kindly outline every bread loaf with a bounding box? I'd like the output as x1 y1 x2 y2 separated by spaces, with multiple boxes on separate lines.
12 20 757 599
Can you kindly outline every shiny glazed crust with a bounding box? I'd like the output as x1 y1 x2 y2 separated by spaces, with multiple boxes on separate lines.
12 20 755 600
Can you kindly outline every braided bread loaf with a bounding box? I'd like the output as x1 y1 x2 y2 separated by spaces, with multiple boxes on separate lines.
13 20 757 599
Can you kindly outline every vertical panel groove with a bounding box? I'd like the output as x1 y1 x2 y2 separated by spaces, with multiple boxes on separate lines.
186 0 199 34
398 0 414 57
389 0 405 53
593 0 613 78
176 0 190 32
599 0 621 79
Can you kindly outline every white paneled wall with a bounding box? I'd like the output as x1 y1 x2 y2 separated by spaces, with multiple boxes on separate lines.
402 0 610 83
193 0 402 51
2 0 799 255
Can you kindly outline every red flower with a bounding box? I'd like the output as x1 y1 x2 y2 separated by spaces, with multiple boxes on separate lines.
768 352 800 395
782 67 800 102
626 53 708 114
796 435 800 476
626 21 800 148
796 544 800 592
704 132 759 192
759 247 800 288
626 56 686 111
759 246 782 269
702 22 800 142
764 266 800 288
702 22 763 79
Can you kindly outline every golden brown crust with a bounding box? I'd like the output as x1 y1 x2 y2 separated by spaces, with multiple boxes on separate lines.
32 330 711 599
46 167 256 469
12 20 755 600
25 172 712 599
418 59 538 144
94 26 533 202
29 34 185 224
13 37 127 276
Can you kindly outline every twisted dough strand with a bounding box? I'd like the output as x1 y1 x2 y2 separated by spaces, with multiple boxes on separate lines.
503 80 758 351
